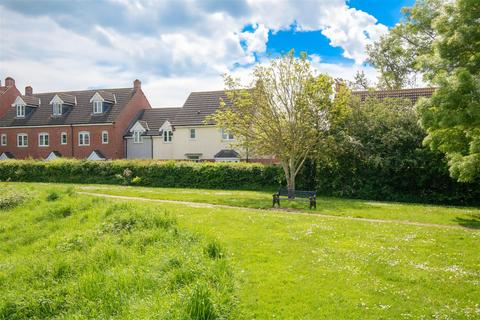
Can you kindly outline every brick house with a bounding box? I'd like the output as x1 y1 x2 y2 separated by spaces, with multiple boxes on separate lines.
0 79 150 160
0 77 21 119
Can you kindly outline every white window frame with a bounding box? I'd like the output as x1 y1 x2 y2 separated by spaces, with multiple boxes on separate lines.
133 130 143 144
163 130 173 143
38 132 49 147
189 128 197 140
221 129 234 141
17 133 28 147
16 104 25 118
78 131 90 146
61 132 67 145
101 130 109 144
93 101 103 114
52 102 62 116
0 134 7 146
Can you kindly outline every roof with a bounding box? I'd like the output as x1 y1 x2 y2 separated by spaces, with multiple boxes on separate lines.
87 149 106 160
352 87 435 103
173 90 230 126
214 149 240 158
0 151 15 159
20 95 40 106
126 107 181 136
0 87 135 127
56 93 76 105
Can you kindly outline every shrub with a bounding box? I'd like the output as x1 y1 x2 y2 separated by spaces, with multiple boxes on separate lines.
46 190 60 202
0 159 281 190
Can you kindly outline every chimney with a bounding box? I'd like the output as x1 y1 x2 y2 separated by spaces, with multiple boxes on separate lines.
4 77 15 87
133 79 141 91
25 86 33 96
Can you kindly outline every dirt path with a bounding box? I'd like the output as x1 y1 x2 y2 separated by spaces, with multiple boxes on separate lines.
78 192 476 231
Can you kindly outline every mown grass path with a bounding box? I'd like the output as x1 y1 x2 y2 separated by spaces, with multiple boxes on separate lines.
79 192 477 231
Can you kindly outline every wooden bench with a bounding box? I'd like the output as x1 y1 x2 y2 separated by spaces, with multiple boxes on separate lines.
272 188 317 209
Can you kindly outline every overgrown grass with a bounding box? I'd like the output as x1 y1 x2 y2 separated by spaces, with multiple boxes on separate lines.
0 186 240 319
75 184 480 229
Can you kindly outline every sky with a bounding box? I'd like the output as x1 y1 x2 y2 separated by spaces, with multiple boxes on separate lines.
0 0 414 107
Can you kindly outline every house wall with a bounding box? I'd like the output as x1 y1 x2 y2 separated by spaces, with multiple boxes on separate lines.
0 82 21 119
126 136 152 159
112 86 151 158
0 124 118 159
152 125 238 160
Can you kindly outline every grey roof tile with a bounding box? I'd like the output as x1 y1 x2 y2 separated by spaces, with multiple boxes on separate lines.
0 87 134 127
126 107 181 136
173 90 231 126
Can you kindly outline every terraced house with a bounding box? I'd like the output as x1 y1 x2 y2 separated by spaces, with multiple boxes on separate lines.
0 79 150 160
125 90 262 162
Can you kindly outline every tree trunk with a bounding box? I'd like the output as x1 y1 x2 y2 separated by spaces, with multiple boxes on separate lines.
287 177 295 199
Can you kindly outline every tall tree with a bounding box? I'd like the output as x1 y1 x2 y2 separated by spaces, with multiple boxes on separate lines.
210 51 350 196
417 0 480 182
366 0 442 89
349 70 370 90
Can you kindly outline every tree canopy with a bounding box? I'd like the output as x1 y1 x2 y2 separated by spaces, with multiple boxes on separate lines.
210 51 350 194
368 0 480 182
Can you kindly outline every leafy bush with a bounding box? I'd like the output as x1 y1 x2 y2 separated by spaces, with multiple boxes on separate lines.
0 159 281 190
46 190 60 202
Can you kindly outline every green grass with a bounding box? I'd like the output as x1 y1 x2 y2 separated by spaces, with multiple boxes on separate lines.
0 185 239 319
1 182 480 319
74 183 480 228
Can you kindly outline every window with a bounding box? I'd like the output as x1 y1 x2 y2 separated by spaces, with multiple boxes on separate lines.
0 134 6 146
61 132 67 145
78 131 90 146
93 101 103 114
189 128 196 140
163 130 173 143
133 130 142 144
16 105 25 118
221 129 234 140
52 102 62 116
17 133 28 147
187 155 200 162
102 131 109 144
38 133 49 147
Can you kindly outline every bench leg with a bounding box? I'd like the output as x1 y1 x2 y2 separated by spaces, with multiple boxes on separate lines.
272 195 280 208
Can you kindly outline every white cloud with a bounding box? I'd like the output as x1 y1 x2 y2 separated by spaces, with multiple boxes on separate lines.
0 1 387 106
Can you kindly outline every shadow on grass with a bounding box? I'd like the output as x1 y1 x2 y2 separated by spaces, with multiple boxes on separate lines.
454 215 480 229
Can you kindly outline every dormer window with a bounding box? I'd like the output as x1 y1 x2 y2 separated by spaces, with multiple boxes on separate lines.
93 101 103 114
16 105 25 118
52 102 62 116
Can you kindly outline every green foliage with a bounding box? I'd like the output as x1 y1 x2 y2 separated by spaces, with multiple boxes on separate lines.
0 192 27 211
46 190 60 202
0 187 239 319
204 239 225 260
297 96 480 204
0 159 281 190
210 50 351 191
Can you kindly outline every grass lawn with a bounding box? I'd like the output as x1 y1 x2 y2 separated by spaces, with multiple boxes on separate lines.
74 183 480 229
1 182 480 319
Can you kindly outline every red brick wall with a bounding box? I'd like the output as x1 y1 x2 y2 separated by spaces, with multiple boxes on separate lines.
112 87 151 158
0 125 116 159
0 86 21 119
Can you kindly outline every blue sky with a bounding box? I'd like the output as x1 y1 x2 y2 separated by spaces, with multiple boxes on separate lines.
0 0 414 106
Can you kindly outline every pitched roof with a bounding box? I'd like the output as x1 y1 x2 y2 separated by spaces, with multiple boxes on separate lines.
214 149 240 158
20 95 40 106
0 87 135 127
352 87 435 103
0 151 15 159
56 93 76 105
126 107 181 136
173 91 230 126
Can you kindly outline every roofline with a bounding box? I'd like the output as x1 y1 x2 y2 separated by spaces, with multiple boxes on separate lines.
0 123 114 129
32 87 133 95
352 87 436 94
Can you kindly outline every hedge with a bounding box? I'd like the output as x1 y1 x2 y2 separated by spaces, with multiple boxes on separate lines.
0 159 282 190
